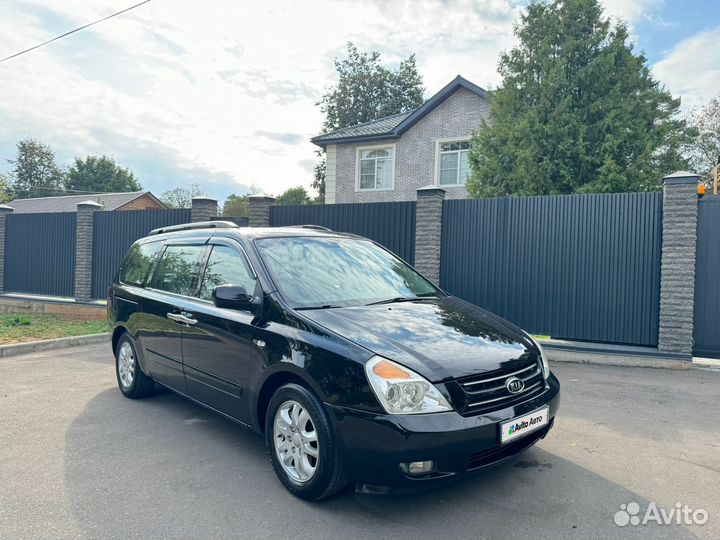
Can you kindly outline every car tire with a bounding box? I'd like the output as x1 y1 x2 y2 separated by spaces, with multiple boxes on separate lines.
265 383 347 500
115 333 155 399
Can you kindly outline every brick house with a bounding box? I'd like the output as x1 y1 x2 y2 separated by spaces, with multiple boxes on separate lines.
6 191 166 213
311 75 489 204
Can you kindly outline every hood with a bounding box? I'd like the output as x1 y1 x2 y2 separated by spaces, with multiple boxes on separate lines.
300 296 537 381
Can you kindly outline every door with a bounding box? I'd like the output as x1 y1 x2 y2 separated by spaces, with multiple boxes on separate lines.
139 243 206 391
180 239 261 423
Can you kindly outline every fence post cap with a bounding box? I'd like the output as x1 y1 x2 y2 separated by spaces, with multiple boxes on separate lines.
191 195 217 203
417 185 446 197
76 200 104 210
249 194 276 203
0 203 14 214
664 171 700 185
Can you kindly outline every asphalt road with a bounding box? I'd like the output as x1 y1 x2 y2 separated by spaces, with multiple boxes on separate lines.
1 343 718 540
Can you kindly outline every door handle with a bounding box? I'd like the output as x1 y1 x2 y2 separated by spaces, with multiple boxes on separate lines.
166 312 197 326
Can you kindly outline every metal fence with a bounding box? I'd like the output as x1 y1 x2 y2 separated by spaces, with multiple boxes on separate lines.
440 192 664 346
693 195 720 358
91 208 191 299
4 213 77 297
270 202 416 264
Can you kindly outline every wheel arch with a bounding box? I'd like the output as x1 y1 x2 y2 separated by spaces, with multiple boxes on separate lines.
255 368 321 433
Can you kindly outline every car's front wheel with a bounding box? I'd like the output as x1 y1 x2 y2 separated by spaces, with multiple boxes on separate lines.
115 333 155 398
265 383 347 500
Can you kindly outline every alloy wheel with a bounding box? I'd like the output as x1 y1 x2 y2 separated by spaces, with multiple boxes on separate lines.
273 400 319 483
117 341 136 389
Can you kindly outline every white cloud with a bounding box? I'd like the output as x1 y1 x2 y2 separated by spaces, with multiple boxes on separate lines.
0 0 521 200
653 26 720 112
600 0 664 24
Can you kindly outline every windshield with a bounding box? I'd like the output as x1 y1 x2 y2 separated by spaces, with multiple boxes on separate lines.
255 236 439 309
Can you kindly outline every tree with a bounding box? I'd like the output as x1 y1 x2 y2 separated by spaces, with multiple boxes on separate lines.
689 94 720 177
222 194 250 217
0 174 10 203
275 186 310 206
65 155 141 193
5 138 65 199
160 184 204 208
467 0 695 198
313 42 425 199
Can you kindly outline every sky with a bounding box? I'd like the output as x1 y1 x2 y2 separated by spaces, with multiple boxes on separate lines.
0 0 718 204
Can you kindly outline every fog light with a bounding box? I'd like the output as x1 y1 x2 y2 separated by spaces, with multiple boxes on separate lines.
400 460 435 475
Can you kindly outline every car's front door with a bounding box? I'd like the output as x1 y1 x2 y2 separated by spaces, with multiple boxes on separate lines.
180 238 261 423
139 242 206 392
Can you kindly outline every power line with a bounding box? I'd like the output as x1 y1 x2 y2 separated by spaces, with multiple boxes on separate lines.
0 0 152 64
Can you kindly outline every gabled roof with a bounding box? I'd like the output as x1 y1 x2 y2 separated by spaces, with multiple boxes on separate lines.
311 75 488 148
7 191 164 213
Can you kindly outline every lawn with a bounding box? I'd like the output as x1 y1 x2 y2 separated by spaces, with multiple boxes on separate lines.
0 313 108 345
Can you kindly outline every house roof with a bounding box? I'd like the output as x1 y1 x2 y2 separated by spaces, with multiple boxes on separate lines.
6 191 164 214
311 75 488 148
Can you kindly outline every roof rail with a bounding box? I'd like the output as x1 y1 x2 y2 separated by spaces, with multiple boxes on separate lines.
288 224 333 232
149 221 239 236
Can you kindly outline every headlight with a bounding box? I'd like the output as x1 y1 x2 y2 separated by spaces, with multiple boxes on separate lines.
534 339 550 380
365 356 453 415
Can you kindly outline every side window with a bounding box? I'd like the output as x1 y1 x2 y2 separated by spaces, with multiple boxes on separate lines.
198 245 257 300
120 242 162 287
154 245 205 296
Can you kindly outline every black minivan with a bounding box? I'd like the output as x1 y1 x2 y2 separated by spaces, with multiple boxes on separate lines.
108 221 560 500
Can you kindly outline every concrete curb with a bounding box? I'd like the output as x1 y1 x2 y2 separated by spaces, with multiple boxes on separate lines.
542 341 691 369
0 333 110 358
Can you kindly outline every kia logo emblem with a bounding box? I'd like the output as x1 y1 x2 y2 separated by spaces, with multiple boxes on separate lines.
506 376 525 394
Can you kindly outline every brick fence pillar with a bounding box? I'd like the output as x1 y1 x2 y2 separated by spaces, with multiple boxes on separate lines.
0 204 14 293
191 196 218 222
74 200 103 302
414 186 445 285
658 171 700 357
249 195 276 227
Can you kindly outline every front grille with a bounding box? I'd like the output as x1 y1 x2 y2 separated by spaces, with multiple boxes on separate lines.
455 357 547 416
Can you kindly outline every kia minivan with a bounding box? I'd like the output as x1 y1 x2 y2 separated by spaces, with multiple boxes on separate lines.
108 221 560 500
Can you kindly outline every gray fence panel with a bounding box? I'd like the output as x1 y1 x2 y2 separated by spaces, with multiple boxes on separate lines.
4 213 76 297
693 195 720 358
270 202 416 264
440 192 663 346
91 209 192 299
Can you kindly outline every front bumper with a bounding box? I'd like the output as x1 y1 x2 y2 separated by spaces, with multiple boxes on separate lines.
326 373 560 488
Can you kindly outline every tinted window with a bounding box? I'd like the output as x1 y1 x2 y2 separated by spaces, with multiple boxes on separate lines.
120 242 162 286
198 245 256 300
154 245 204 296
255 237 437 309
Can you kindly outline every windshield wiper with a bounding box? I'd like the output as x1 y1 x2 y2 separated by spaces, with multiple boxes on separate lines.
295 304 343 311
365 295 436 306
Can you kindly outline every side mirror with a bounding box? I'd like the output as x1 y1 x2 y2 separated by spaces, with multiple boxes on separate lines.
212 284 255 312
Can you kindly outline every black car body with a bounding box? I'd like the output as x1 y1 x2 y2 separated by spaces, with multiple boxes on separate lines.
108 222 560 500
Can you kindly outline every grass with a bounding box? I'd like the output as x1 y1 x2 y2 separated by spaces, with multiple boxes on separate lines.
0 313 108 346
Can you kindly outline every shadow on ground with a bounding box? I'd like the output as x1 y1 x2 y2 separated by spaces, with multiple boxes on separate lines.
63 386 703 540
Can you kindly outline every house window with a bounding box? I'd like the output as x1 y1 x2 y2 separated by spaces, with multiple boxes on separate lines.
358 147 394 190
438 140 470 186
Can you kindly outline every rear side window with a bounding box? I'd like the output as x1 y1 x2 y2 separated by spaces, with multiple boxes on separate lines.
119 242 162 287
154 245 205 296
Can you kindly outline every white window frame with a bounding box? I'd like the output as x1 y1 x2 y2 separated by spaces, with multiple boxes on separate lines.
355 143 396 192
434 137 471 187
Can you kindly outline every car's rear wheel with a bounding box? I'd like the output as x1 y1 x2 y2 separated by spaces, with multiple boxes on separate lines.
115 333 155 398
265 383 347 500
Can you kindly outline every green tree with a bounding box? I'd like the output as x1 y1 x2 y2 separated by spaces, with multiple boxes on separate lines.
276 186 310 205
689 93 720 177
0 174 11 203
313 42 425 199
467 0 695 198
65 155 141 193
160 184 204 209
6 138 65 199
222 194 250 217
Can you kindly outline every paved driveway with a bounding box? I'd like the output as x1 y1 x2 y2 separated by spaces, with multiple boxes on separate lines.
1 343 718 540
